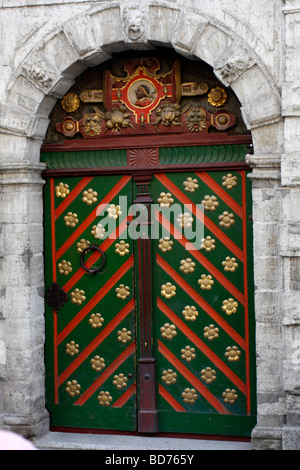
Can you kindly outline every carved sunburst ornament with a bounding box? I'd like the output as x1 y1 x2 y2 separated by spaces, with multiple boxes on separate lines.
61 92 80 112
208 87 227 107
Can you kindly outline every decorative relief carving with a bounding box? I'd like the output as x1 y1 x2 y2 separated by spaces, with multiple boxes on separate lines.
128 148 158 166
121 5 146 43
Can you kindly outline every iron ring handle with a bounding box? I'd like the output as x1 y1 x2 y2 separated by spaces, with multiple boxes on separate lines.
80 244 106 275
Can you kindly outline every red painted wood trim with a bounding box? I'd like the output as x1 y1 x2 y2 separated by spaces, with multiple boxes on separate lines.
113 383 137 408
55 177 94 220
158 384 186 412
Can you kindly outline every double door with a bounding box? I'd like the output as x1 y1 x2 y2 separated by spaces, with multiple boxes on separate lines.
44 168 256 436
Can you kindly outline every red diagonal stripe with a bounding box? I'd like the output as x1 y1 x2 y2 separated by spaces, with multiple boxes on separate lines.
113 383 137 408
158 340 230 414
156 210 244 305
157 254 245 348
58 298 135 385
57 254 134 344
56 175 131 260
159 384 186 412
74 341 136 405
155 173 244 261
195 172 243 218
55 177 94 220
157 297 246 394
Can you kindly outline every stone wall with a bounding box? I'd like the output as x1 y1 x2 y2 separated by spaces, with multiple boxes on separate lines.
0 0 299 449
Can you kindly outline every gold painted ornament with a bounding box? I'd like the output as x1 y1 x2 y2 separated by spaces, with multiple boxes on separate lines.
57 260 72 276
91 223 106 240
222 256 238 272
107 204 122 219
225 346 241 362
116 284 130 300
55 182 70 198
117 328 132 343
91 356 105 372
183 177 199 193
158 237 173 252
182 305 198 322
162 369 177 385
161 282 176 299
82 188 98 205
61 92 80 112
70 288 86 305
65 380 81 397
222 173 237 189
115 240 130 256
177 212 193 228
222 298 238 315
182 388 198 404
64 212 79 228
161 323 177 340
179 258 196 274
89 313 104 329
65 341 79 357
208 87 227 107
113 373 128 389
157 192 174 208
201 195 219 212
76 239 90 253
222 388 238 404
201 367 217 384
97 391 113 406
198 274 214 290
181 346 196 362
204 324 219 341
201 236 216 252
218 211 235 228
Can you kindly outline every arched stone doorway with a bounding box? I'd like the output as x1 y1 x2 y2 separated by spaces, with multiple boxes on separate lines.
0 2 283 448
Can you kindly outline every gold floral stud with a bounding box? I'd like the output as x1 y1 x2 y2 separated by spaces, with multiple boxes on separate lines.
158 238 173 252
117 328 132 343
89 313 104 329
65 341 79 357
161 282 176 299
157 192 174 208
115 240 130 256
201 195 219 212
61 92 80 113
82 188 98 205
181 346 196 362
90 356 105 372
200 367 217 384
65 380 81 397
183 177 199 193
107 204 122 219
204 324 219 341
76 239 90 253
179 258 196 274
160 323 177 340
201 236 216 252
162 369 177 385
222 256 238 272
97 391 112 406
116 284 130 300
198 274 214 290
177 212 193 228
64 212 79 228
113 373 128 390
222 298 238 315
225 346 241 362
91 223 106 239
70 288 86 305
218 211 235 228
55 182 70 198
208 87 227 107
182 388 198 404
57 260 72 276
182 305 198 322
222 173 237 189
222 388 238 404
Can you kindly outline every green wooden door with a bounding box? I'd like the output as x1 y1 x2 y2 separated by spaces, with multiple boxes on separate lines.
44 166 256 436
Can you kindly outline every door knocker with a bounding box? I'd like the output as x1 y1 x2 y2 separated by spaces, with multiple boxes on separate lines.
80 244 106 275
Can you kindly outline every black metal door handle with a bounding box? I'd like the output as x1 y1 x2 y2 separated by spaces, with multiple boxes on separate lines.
80 244 106 275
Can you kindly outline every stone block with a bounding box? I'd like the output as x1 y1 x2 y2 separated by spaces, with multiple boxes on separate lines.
172 11 207 53
148 5 180 46
64 14 97 58
193 23 234 69
90 6 123 50
41 31 78 76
